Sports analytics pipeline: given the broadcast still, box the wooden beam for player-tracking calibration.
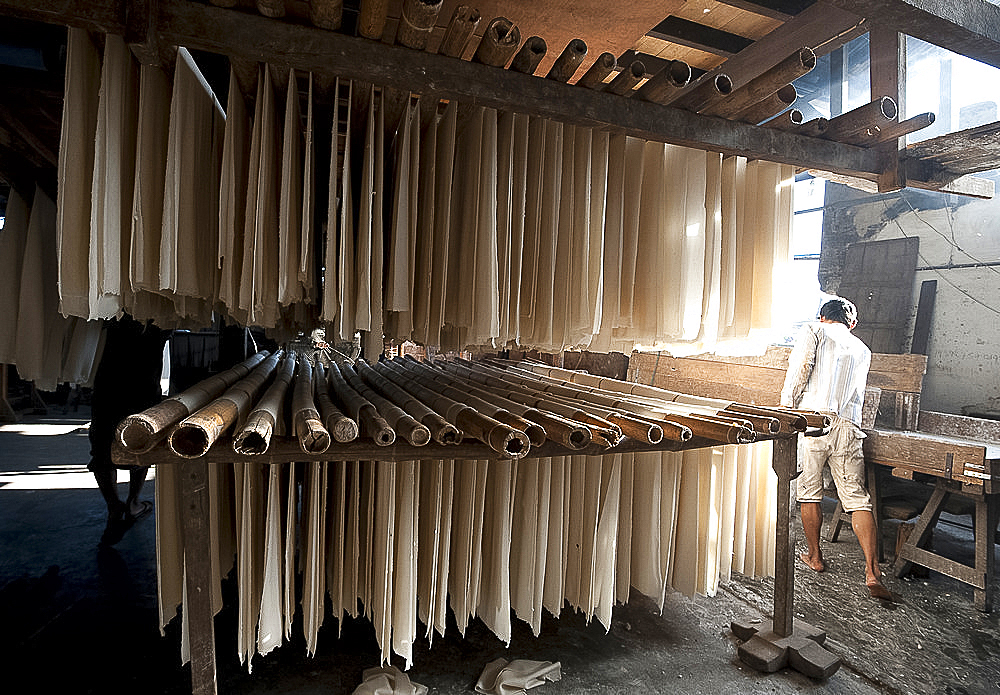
[869,23,905,192]
[713,0,816,23]
[706,0,866,89]
[647,16,754,57]
[0,0,882,175]
[827,0,1000,70]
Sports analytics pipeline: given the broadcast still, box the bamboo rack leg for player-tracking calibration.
[731,435,841,679]
[181,459,218,695]
[1,364,17,423]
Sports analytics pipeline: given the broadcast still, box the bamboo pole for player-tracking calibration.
[370,360,529,457]
[664,72,733,111]
[546,39,587,83]
[233,353,296,455]
[605,60,645,96]
[256,0,285,19]
[635,59,691,104]
[762,108,804,132]
[440,361,622,446]
[117,351,269,454]
[338,363,431,446]
[799,117,829,137]
[327,361,396,445]
[473,17,520,67]
[736,84,797,125]
[168,352,281,458]
[309,0,344,31]
[577,52,616,89]
[509,36,547,75]
[437,4,480,58]
[395,358,591,449]
[355,359,461,445]
[395,0,444,51]
[358,0,389,40]
[823,96,897,142]
[872,112,935,143]
[292,356,332,454]
[378,359,545,446]
[702,48,814,119]
[313,363,359,443]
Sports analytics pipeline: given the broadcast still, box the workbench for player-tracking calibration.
[862,411,1000,612]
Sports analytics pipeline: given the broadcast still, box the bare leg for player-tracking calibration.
[851,510,885,589]
[799,501,825,572]
[124,466,149,516]
[93,468,125,520]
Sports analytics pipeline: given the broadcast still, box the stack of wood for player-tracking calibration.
[120,352,813,671]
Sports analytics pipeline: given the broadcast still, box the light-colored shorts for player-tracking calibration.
[796,415,872,513]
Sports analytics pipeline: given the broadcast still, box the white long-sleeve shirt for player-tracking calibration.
[780,321,871,426]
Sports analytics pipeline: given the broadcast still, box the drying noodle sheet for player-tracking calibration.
[411,104,440,346]
[160,48,224,318]
[89,33,137,319]
[470,108,500,346]
[591,133,625,352]
[517,118,546,342]
[328,461,348,631]
[283,462,298,640]
[494,112,514,345]
[236,462,266,671]
[278,68,303,306]
[218,67,250,321]
[385,97,420,340]
[510,456,550,635]
[57,28,100,319]
[478,459,513,644]
[541,456,566,618]
[425,101,457,349]
[240,66,281,328]
[300,74,317,303]
[392,461,419,668]
[302,461,329,656]
[0,189,30,364]
[15,188,65,391]
[372,460,396,662]
[321,78,341,326]
[337,80,356,341]
[59,317,103,387]
[131,63,171,298]
[502,113,529,345]
[258,463,286,656]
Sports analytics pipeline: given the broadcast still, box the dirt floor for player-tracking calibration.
[1,409,997,695]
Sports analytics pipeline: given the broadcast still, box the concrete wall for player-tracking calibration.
[820,175,1000,415]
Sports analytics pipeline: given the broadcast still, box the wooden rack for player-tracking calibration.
[114,430,810,695]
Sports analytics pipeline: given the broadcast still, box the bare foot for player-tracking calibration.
[799,553,825,572]
[867,581,895,602]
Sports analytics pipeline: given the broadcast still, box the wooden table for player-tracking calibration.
[863,423,1000,612]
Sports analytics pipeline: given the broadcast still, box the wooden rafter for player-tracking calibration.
[0,0,881,178]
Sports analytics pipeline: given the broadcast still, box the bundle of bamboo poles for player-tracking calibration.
[118,353,823,461]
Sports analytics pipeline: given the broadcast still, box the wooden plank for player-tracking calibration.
[647,16,755,57]
[713,0,812,23]
[903,121,1000,177]
[974,496,997,610]
[180,459,218,695]
[628,348,927,397]
[826,0,1000,70]
[918,411,1000,446]
[864,429,987,486]
[910,280,936,355]
[899,543,985,587]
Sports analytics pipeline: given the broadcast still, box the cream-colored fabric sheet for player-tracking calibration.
[0,188,30,365]
[218,67,250,320]
[57,28,100,319]
[278,68,303,306]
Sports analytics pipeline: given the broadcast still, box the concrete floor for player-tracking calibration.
[1,409,997,695]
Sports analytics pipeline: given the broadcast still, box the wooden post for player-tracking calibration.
[772,435,797,638]
[181,458,217,695]
[869,24,907,191]
[973,494,997,612]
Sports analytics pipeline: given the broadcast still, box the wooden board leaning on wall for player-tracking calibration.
[627,346,927,428]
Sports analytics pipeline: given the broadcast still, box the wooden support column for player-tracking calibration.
[973,493,997,612]
[181,459,218,695]
[772,435,797,637]
[870,24,907,192]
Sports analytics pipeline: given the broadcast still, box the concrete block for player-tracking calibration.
[737,635,788,673]
[788,638,842,679]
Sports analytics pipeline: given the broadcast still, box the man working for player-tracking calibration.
[780,297,893,601]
